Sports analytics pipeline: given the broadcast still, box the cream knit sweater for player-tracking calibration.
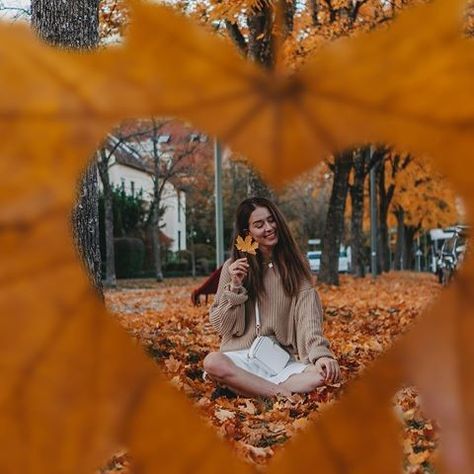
[209,259,334,364]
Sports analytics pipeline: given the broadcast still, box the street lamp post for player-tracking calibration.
[215,139,224,267]
[416,235,422,272]
[370,146,378,278]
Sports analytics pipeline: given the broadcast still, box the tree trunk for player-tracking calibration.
[247,3,273,69]
[151,120,164,282]
[319,151,353,285]
[97,150,116,288]
[31,0,100,48]
[245,2,281,195]
[350,149,367,278]
[394,208,406,270]
[31,0,102,295]
[71,165,102,292]
[377,159,391,273]
[151,203,164,282]
[103,186,116,287]
[190,233,196,278]
[405,225,418,271]
[309,0,320,26]
[378,217,390,272]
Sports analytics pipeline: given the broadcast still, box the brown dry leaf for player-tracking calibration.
[215,409,236,422]
[0,0,473,473]
[164,355,182,373]
[109,0,474,193]
[270,351,405,474]
[401,271,474,472]
[0,27,144,470]
[0,130,249,474]
[301,0,474,197]
[0,14,251,474]
[128,378,250,474]
[408,450,431,466]
[240,400,257,416]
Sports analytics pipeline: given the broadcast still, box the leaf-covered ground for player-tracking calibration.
[103,273,441,473]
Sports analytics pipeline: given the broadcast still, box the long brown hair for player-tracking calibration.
[230,197,312,301]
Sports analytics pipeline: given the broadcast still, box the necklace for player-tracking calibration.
[263,258,273,268]
[262,254,273,268]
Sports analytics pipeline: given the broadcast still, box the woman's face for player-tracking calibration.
[248,206,278,250]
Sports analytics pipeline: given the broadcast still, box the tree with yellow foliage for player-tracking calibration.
[390,157,458,270]
[376,149,413,273]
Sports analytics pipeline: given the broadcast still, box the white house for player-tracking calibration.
[101,135,187,253]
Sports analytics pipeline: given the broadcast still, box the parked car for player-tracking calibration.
[439,225,470,285]
[307,251,322,272]
[307,246,351,273]
[430,227,456,279]
[338,246,351,273]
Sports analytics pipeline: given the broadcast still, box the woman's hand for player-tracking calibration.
[315,357,340,384]
[229,257,249,288]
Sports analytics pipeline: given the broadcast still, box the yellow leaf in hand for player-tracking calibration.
[235,235,259,255]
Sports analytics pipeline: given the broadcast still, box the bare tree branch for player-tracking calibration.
[280,0,296,38]
[322,0,336,22]
[224,20,248,56]
[0,3,31,21]
[351,0,369,22]
[309,0,320,26]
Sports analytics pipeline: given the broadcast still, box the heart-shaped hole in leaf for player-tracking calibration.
[99,115,466,470]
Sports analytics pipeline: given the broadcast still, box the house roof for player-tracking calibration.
[106,118,213,191]
[106,135,154,173]
[115,118,208,149]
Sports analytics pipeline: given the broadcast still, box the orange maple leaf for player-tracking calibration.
[0,0,473,472]
[235,235,259,255]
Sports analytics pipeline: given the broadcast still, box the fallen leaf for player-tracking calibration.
[240,400,257,416]
[215,409,236,422]
[164,355,182,373]
[408,450,431,465]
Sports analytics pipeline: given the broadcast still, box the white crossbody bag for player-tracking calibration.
[247,301,290,375]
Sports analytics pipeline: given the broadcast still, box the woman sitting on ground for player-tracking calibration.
[204,197,340,397]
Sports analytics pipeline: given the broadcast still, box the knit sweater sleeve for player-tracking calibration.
[209,259,248,338]
[295,285,334,364]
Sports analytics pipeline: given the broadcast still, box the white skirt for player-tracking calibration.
[222,349,308,384]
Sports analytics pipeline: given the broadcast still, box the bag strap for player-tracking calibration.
[255,301,261,337]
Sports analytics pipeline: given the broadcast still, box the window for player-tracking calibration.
[120,178,125,192]
[178,230,182,252]
[189,133,207,143]
[158,135,170,144]
[177,191,181,223]
[130,181,135,196]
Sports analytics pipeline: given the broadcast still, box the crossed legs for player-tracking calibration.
[203,352,325,398]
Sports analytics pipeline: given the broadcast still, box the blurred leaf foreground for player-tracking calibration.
[1,0,474,473]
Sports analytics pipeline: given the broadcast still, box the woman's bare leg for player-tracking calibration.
[203,352,291,397]
[279,365,324,394]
